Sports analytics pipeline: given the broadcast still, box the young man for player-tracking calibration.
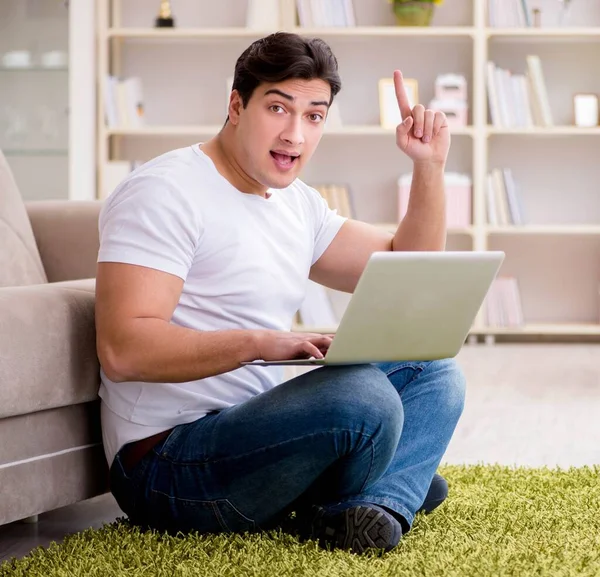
[96,32,465,554]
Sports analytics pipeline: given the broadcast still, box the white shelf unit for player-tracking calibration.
[97,0,600,341]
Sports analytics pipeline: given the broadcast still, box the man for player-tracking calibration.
[96,32,466,555]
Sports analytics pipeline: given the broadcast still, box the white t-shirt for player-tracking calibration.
[97,144,347,467]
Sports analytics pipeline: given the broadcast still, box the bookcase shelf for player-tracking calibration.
[473,323,600,336]
[106,125,476,137]
[376,224,475,236]
[487,27,600,39]
[97,0,600,342]
[289,26,475,37]
[107,125,600,138]
[487,225,600,236]
[487,127,600,136]
[107,27,266,39]
[292,322,600,337]
[107,26,476,39]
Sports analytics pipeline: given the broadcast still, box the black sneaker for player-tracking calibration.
[418,473,449,514]
[305,501,402,554]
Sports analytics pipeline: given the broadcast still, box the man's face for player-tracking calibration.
[230,77,331,190]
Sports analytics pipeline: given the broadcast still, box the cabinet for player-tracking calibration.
[0,0,95,201]
[97,0,600,341]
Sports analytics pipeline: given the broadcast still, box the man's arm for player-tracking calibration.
[96,262,255,383]
[391,161,446,253]
[310,70,450,294]
[96,263,333,383]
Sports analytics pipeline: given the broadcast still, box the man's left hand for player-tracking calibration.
[394,69,450,166]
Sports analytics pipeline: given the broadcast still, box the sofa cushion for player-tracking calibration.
[0,151,47,287]
[0,280,99,419]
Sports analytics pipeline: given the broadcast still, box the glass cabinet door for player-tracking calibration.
[0,0,70,200]
[0,0,95,202]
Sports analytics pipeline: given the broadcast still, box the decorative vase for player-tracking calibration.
[393,1,435,26]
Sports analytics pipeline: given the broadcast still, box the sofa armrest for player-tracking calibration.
[0,282,100,419]
[25,200,103,283]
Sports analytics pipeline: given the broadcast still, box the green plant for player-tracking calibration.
[389,0,441,26]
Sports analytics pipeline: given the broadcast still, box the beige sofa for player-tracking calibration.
[0,151,108,526]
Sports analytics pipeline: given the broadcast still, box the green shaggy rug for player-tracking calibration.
[2,464,600,577]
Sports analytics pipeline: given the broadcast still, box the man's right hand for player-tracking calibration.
[253,330,335,361]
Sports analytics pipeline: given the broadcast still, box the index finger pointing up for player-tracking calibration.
[394,70,412,120]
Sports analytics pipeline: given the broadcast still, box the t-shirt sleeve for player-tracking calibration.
[97,175,201,280]
[307,187,348,265]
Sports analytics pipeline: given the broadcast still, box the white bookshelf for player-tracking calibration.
[488,28,600,38]
[97,0,600,342]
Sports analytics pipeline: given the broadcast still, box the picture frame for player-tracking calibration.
[573,93,599,127]
[379,78,419,129]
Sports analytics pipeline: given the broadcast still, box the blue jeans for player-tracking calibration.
[109,359,466,535]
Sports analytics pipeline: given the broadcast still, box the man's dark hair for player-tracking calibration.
[231,32,342,109]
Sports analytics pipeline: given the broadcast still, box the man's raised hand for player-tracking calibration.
[394,69,450,165]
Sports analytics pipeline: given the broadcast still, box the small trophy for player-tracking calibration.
[155,0,175,28]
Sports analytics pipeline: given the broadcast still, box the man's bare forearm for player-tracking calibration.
[102,319,259,383]
[392,161,446,252]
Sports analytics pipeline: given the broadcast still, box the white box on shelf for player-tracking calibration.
[428,98,468,128]
[573,94,599,128]
[435,74,467,102]
[246,0,280,29]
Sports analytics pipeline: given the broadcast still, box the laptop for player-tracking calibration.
[242,250,505,366]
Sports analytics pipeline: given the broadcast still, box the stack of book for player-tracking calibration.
[312,183,354,218]
[484,277,525,328]
[104,75,145,129]
[486,168,525,226]
[488,0,532,27]
[296,0,356,27]
[486,55,553,128]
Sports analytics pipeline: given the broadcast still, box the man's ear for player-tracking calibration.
[228,90,243,125]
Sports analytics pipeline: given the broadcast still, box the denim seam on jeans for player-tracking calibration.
[381,363,426,394]
[156,428,377,468]
[381,362,426,379]
[149,489,257,532]
[357,431,376,494]
[211,501,225,531]
[152,425,184,459]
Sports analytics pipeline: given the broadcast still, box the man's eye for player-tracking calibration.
[270,105,284,113]
[309,113,324,122]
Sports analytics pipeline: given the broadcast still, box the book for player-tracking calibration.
[486,57,551,128]
[104,75,145,128]
[313,183,354,218]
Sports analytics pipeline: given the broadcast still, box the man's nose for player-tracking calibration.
[280,116,305,146]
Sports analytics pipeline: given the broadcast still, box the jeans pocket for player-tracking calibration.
[109,454,139,518]
[110,449,156,523]
[150,490,256,535]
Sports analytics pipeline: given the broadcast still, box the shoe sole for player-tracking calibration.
[312,505,401,554]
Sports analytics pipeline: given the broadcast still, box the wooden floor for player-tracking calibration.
[0,493,122,563]
[2,343,599,563]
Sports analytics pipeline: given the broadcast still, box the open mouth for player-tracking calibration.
[270,151,300,169]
